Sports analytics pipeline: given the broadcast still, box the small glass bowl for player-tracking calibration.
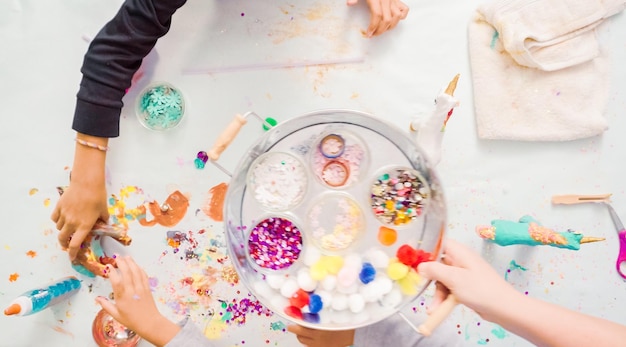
[135,82,185,131]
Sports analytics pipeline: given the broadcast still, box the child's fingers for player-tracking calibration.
[427,282,450,314]
[96,296,120,321]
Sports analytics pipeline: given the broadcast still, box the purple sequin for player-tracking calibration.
[248,217,302,270]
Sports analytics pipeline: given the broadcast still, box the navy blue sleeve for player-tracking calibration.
[72,0,187,137]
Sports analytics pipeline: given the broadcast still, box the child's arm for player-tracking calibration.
[51,133,109,260]
[418,239,626,347]
[53,0,187,257]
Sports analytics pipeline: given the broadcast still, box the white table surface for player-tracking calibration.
[1,0,625,346]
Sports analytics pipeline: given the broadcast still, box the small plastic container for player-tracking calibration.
[135,82,185,131]
[247,151,308,211]
[369,166,430,227]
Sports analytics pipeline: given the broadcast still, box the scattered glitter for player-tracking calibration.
[28,188,38,195]
[270,321,286,331]
[9,273,19,282]
[248,217,302,270]
[26,250,37,258]
[504,260,527,281]
[43,198,51,207]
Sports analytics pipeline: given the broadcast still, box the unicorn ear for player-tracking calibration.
[518,215,540,225]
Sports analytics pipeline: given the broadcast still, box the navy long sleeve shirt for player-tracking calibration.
[72,0,187,137]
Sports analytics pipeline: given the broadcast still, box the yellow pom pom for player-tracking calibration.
[398,270,421,295]
[310,261,328,281]
[387,261,409,280]
[321,256,344,275]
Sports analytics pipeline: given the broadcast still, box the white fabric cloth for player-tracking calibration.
[469,0,625,141]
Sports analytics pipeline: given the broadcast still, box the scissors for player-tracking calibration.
[606,204,626,279]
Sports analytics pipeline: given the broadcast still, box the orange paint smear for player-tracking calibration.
[9,273,19,282]
[202,183,228,222]
[26,250,37,258]
[139,190,189,227]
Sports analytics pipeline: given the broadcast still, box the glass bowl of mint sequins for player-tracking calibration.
[135,82,185,131]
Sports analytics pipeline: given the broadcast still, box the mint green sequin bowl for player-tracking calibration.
[135,82,185,131]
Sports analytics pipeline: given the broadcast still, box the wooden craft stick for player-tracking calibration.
[551,194,612,205]
[417,294,458,336]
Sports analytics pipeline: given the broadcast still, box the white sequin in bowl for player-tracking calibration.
[224,109,446,330]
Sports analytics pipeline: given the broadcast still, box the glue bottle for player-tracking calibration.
[4,276,81,316]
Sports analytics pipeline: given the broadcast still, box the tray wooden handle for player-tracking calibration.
[208,113,248,161]
[417,294,458,336]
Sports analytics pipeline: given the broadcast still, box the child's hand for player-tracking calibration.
[96,257,180,346]
[348,0,409,37]
[417,239,521,322]
[287,325,355,347]
[52,179,109,260]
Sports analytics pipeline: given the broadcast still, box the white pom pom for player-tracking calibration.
[331,293,348,311]
[381,288,402,308]
[348,293,365,313]
[372,276,393,295]
[280,278,299,298]
[366,248,390,269]
[321,275,337,291]
[302,246,321,266]
[265,274,286,289]
[337,281,359,294]
[252,280,274,299]
[270,294,289,309]
[297,270,318,292]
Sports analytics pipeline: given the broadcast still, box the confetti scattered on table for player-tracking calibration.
[9,273,19,282]
[26,250,37,258]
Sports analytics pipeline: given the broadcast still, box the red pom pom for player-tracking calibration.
[397,244,419,267]
[414,249,432,267]
[284,305,303,320]
[289,289,310,308]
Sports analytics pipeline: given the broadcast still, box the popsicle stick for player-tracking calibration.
[551,194,612,205]
[417,294,458,336]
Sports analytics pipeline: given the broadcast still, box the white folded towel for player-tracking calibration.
[470,0,625,141]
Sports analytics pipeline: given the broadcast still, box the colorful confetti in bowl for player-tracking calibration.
[135,82,185,131]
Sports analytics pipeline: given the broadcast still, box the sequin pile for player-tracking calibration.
[248,217,303,270]
[370,169,429,225]
[137,84,184,130]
